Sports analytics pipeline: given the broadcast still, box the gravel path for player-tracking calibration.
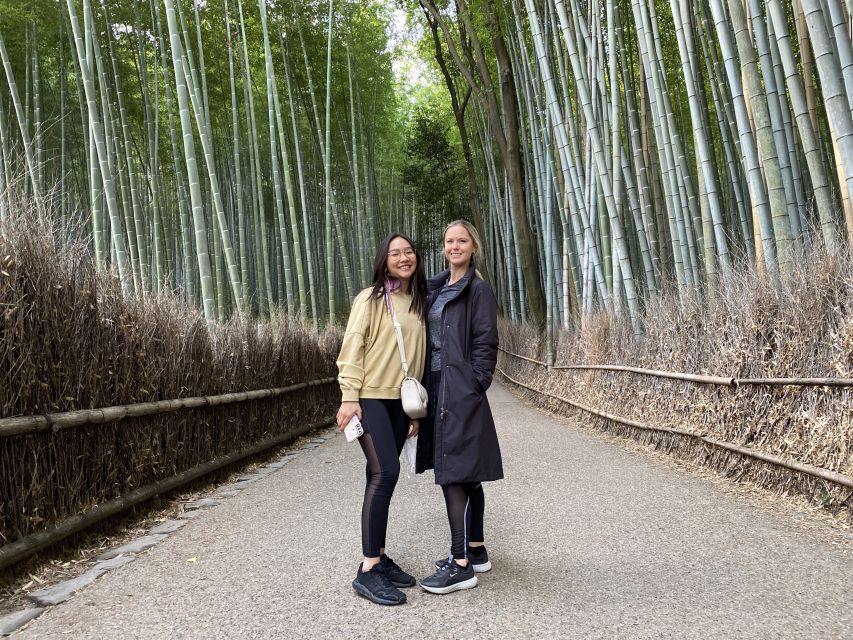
[11,383,852,639]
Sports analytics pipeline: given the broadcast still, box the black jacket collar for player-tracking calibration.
[427,264,477,294]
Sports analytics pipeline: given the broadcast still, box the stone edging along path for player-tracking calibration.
[0,427,339,637]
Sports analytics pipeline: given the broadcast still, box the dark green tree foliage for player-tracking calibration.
[402,108,466,232]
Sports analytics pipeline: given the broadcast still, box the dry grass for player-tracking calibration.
[499,251,853,522]
[0,207,342,547]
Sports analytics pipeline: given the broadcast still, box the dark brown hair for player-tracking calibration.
[369,233,427,318]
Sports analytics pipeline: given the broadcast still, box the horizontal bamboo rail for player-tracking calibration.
[498,347,853,387]
[0,417,334,571]
[554,364,733,385]
[496,367,853,491]
[0,377,337,438]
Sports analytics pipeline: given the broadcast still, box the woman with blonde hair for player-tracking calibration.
[417,220,503,594]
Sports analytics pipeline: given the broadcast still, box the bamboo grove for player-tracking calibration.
[413,0,853,342]
[2,0,853,336]
[0,0,420,327]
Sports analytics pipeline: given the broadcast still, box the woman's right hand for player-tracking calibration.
[336,401,362,430]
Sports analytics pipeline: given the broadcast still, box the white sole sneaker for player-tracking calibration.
[472,560,491,573]
[419,575,478,595]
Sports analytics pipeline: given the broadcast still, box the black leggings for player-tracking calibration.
[358,399,409,557]
[441,482,485,559]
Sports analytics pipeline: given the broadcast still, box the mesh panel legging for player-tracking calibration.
[358,398,410,557]
[441,482,485,559]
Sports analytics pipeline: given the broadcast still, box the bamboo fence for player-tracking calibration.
[499,347,853,387]
[0,378,337,571]
[497,348,853,492]
[0,379,336,437]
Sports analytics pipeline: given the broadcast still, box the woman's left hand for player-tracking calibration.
[408,418,419,438]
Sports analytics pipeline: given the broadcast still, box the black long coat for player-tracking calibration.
[416,265,504,484]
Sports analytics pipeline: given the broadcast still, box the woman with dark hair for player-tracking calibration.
[417,220,503,595]
[335,233,427,606]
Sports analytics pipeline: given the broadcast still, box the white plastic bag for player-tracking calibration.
[402,435,417,477]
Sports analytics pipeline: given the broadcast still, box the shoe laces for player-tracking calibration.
[373,565,397,591]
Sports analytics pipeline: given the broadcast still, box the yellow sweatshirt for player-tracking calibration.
[337,288,426,401]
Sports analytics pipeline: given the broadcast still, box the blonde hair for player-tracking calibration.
[443,219,483,276]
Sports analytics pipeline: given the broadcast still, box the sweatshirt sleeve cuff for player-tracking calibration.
[340,389,361,402]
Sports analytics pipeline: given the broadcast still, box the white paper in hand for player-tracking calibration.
[344,415,363,442]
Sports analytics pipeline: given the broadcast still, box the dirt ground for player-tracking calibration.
[0,428,331,616]
[2,395,849,620]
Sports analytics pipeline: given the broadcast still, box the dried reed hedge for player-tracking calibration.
[0,209,342,544]
[499,252,853,520]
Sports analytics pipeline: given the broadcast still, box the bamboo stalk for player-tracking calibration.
[0,378,336,437]
[734,377,853,387]
[499,348,547,367]
[0,417,333,572]
[498,347,853,386]
[551,363,734,385]
[497,368,853,490]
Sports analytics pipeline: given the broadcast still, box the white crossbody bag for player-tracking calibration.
[386,293,428,419]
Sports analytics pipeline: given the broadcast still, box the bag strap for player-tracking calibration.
[385,292,410,378]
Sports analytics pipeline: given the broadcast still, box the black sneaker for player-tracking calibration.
[419,559,478,594]
[467,545,492,572]
[352,563,406,605]
[435,545,492,573]
[380,553,416,587]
